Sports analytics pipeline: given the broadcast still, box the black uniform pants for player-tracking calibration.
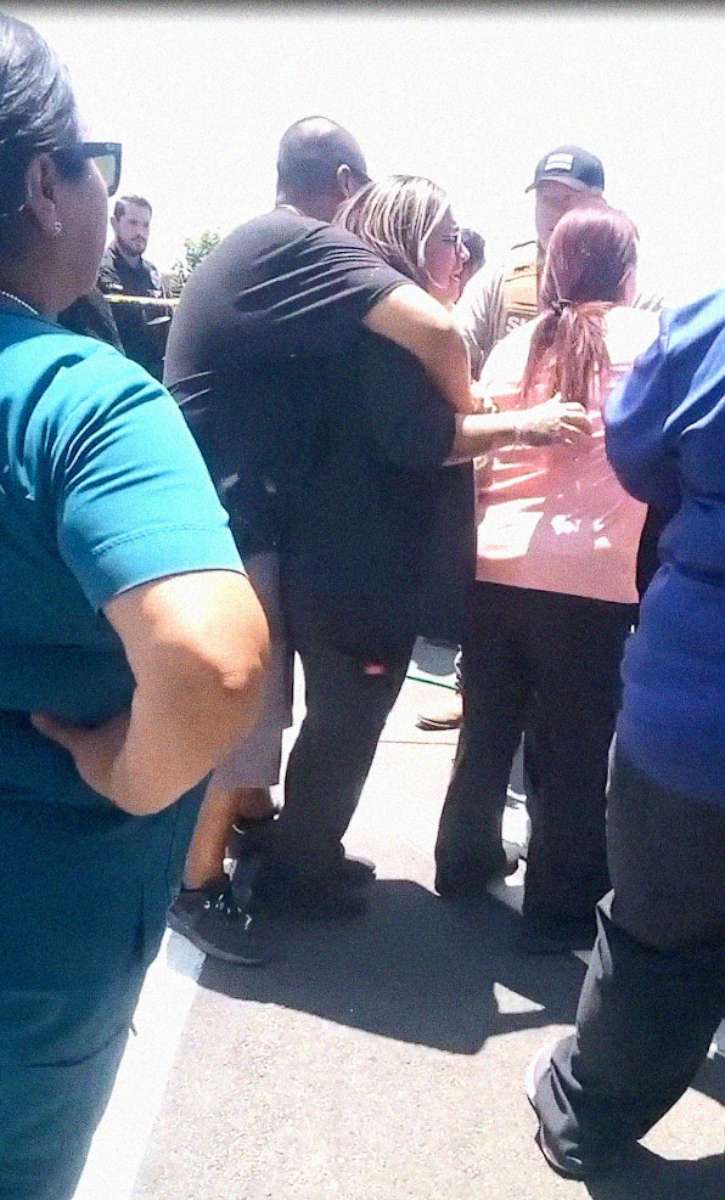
[435,582,635,923]
[248,591,413,882]
[533,747,725,1172]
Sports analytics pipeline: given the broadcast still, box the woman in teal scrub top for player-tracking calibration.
[0,16,268,1199]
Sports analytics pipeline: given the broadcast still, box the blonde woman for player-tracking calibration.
[242,176,591,921]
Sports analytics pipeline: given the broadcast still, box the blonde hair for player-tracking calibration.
[335,174,450,290]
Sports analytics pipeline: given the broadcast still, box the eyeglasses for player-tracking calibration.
[441,231,465,255]
[52,142,123,197]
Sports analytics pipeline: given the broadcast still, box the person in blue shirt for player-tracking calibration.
[0,16,268,1199]
[525,289,725,1179]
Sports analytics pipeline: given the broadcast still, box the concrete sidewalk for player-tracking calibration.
[131,643,724,1200]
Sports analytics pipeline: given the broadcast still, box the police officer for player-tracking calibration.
[98,195,171,379]
[458,145,616,378]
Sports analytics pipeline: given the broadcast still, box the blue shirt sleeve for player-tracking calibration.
[606,294,725,516]
[34,344,244,611]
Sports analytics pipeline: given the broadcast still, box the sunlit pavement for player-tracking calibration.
[75,641,724,1200]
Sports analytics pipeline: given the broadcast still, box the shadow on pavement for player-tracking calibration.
[586,1145,724,1200]
[689,1050,725,1107]
[199,879,587,1054]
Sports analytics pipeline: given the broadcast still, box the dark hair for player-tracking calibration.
[522,205,638,406]
[461,228,486,275]
[0,15,83,224]
[113,195,152,220]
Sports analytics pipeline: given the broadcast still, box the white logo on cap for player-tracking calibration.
[544,152,575,173]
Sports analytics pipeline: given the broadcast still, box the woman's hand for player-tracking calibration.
[31,711,130,802]
[516,394,592,447]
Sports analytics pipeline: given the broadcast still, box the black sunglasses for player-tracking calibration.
[52,141,123,197]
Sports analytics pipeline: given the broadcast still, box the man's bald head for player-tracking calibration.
[276,116,369,222]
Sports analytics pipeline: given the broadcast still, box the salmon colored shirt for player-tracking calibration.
[475,306,661,604]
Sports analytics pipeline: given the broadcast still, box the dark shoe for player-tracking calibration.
[519,914,597,955]
[525,1044,591,1180]
[435,840,521,898]
[232,809,280,832]
[234,849,375,894]
[227,809,280,859]
[525,1043,621,1180]
[249,871,369,920]
[168,884,271,965]
[416,691,463,731]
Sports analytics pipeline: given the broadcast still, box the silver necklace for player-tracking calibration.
[276,203,303,217]
[0,288,40,318]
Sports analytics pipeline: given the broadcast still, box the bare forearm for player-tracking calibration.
[363,284,478,414]
[110,659,265,815]
[450,396,593,460]
[416,326,478,414]
[450,410,525,458]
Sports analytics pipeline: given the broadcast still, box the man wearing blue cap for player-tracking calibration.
[459,144,611,378]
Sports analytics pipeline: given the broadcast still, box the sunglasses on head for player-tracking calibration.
[51,141,123,197]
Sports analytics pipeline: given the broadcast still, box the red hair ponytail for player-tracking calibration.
[522,206,638,406]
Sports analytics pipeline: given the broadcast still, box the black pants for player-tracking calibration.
[533,747,725,1172]
[250,592,413,882]
[435,582,635,922]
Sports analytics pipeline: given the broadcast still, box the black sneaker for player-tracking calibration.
[518,914,597,955]
[227,810,280,859]
[234,839,376,888]
[168,884,270,965]
[249,871,369,920]
[435,841,521,898]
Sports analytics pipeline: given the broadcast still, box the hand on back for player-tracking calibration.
[519,393,593,448]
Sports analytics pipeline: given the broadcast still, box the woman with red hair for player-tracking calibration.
[435,206,660,950]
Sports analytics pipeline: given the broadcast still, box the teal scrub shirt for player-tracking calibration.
[0,310,245,1197]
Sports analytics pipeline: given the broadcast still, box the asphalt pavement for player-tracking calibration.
[77,641,724,1200]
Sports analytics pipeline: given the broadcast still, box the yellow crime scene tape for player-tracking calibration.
[104,294,180,307]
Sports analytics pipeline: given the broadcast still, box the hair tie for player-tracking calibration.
[551,297,573,317]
